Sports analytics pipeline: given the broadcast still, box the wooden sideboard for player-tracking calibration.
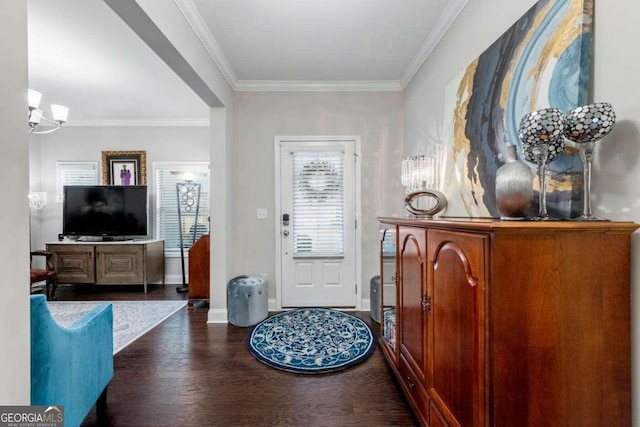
[378,217,638,427]
[47,239,165,293]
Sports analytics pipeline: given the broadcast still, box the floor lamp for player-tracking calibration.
[176,182,201,293]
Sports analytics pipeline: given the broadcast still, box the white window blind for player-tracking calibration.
[56,161,99,203]
[154,163,210,253]
[292,151,344,256]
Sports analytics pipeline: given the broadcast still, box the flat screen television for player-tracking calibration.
[63,185,148,238]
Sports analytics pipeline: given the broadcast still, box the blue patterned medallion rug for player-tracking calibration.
[247,308,377,374]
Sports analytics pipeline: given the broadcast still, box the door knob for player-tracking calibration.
[283,230,290,237]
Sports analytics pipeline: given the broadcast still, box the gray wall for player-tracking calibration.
[403,0,640,422]
[232,91,404,306]
[0,1,30,404]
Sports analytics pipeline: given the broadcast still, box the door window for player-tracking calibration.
[291,151,344,257]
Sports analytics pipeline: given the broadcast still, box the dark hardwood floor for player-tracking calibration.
[51,284,417,426]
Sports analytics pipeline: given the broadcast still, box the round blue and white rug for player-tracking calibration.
[247,308,377,374]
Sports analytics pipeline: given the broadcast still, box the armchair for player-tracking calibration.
[31,295,113,427]
[30,250,58,300]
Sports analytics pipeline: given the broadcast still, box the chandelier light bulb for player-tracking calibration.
[51,104,69,123]
[28,89,42,110]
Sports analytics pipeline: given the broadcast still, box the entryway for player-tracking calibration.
[275,136,361,308]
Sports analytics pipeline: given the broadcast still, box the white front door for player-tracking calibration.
[278,138,357,308]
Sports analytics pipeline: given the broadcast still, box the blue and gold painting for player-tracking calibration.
[441,0,592,218]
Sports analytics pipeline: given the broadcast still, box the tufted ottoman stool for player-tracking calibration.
[370,275,381,323]
[227,275,268,327]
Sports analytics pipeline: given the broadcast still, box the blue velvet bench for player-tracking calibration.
[30,295,114,427]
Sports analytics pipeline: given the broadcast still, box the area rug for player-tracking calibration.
[48,300,187,354]
[247,308,376,374]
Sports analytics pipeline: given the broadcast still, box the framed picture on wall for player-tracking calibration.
[101,150,147,185]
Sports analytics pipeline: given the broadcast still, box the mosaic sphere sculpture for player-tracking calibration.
[518,108,566,146]
[517,108,566,221]
[564,102,616,143]
[521,140,564,164]
[564,102,616,221]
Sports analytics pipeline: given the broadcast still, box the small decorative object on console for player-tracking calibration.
[404,190,448,218]
[495,144,534,220]
[564,102,616,221]
[518,108,565,220]
[401,154,447,218]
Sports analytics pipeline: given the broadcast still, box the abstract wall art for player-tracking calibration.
[441,0,593,218]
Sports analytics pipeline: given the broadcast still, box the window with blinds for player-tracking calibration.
[292,151,344,257]
[56,161,99,203]
[154,163,210,253]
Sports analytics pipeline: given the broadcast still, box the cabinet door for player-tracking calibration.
[427,230,487,427]
[398,227,428,388]
[95,244,144,284]
[47,244,95,283]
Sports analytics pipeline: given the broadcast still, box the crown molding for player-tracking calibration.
[173,0,238,89]
[400,0,469,89]
[66,119,210,127]
[235,80,403,92]
[173,0,466,92]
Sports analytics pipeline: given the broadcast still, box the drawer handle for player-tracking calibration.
[407,376,415,389]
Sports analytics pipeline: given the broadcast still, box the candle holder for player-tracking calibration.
[518,108,565,220]
[564,102,616,221]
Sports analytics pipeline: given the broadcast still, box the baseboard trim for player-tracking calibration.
[267,299,372,312]
[207,308,228,323]
[163,274,183,285]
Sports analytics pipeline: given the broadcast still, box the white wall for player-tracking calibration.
[0,1,30,404]
[403,0,640,423]
[127,0,236,322]
[232,91,404,307]
[32,126,209,283]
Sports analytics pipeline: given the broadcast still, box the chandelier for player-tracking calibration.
[28,90,69,134]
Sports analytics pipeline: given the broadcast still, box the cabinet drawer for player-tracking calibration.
[399,354,429,426]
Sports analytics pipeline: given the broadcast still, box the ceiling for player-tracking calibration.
[27,0,466,125]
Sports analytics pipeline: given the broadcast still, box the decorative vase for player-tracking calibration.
[495,144,534,220]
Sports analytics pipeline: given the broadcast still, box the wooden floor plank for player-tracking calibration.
[50,284,417,426]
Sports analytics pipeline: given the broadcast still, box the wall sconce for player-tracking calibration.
[28,90,69,135]
[28,191,48,214]
[401,155,447,218]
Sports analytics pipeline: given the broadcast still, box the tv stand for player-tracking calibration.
[46,239,165,294]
